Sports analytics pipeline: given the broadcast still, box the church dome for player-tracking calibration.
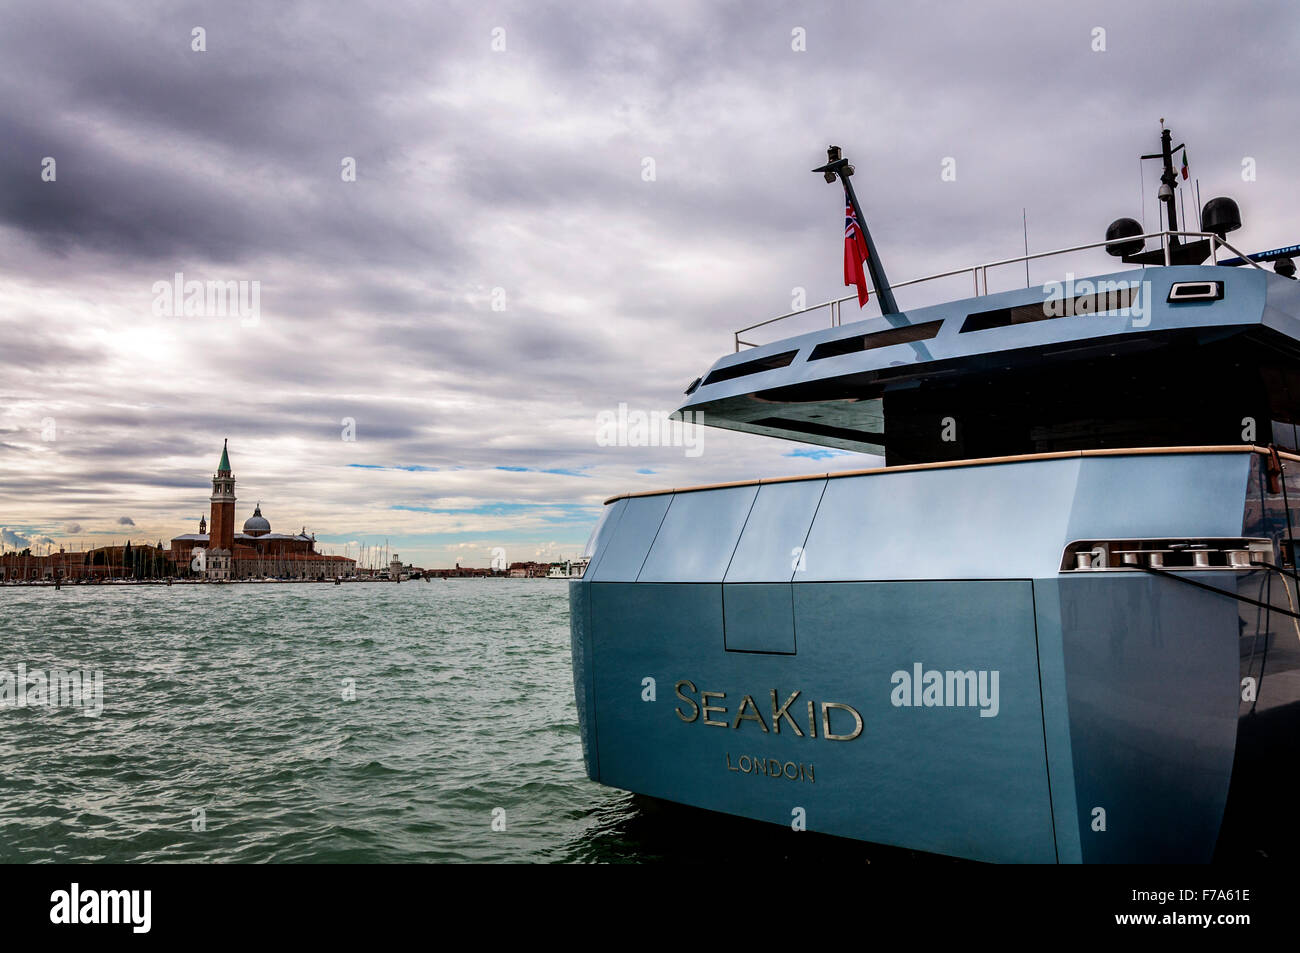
[243,503,271,537]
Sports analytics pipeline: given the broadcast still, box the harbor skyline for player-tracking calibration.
[0,436,579,572]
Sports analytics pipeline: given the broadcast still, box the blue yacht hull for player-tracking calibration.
[569,447,1300,863]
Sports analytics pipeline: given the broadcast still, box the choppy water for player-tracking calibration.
[0,581,925,864]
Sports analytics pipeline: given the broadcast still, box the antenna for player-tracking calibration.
[1140,158,1147,235]
[1022,208,1030,288]
[1113,123,1212,266]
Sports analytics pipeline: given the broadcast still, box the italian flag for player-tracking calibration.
[1181,148,1189,180]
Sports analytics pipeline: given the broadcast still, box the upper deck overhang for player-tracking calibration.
[673,265,1300,454]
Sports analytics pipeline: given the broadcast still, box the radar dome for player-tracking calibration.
[1201,197,1242,238]
[1105,217,1144,258]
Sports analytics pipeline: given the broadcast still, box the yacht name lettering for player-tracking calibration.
[674,680,863,741]
[890,663,1000,717]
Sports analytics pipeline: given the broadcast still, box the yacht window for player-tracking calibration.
[807,321,942,361]
[703,350,798,385]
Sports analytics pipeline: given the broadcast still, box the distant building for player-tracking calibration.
[168,441,356,580]
[426,566,494,578]
[0,543,167,582]
[0,441,356,584]
[508,561,552,578]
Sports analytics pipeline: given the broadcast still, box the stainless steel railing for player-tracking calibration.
[733,229,1268,351]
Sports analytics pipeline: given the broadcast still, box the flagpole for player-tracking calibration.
[813,145,900,316]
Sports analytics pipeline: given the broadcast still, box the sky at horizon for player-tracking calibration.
[2,1,1298,567]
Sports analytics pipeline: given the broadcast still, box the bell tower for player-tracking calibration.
[209,439,237,554]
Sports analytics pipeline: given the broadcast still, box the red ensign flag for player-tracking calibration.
[843,190,871,307]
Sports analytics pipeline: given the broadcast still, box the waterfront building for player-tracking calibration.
[2,442,355,583]
[168,441,355,580]
[0,543,167,582]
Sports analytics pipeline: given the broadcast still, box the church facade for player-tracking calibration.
[169,441,355,580]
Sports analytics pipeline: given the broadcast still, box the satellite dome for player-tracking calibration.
[1105,217,1144,258]
[243,503,271,537]
[1200,197,1242,238]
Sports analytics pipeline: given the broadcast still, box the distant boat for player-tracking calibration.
[547,559,589,579]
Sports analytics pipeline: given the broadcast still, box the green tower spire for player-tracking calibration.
[218,438,231,474]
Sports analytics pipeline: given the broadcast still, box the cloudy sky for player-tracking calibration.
[1,0,1297,567]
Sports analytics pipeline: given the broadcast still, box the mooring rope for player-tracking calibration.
[1121,563,1300,620]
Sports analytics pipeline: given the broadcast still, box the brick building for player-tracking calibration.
[1,442,354,583]
[168,441,355,580]
[0,543,167,582]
